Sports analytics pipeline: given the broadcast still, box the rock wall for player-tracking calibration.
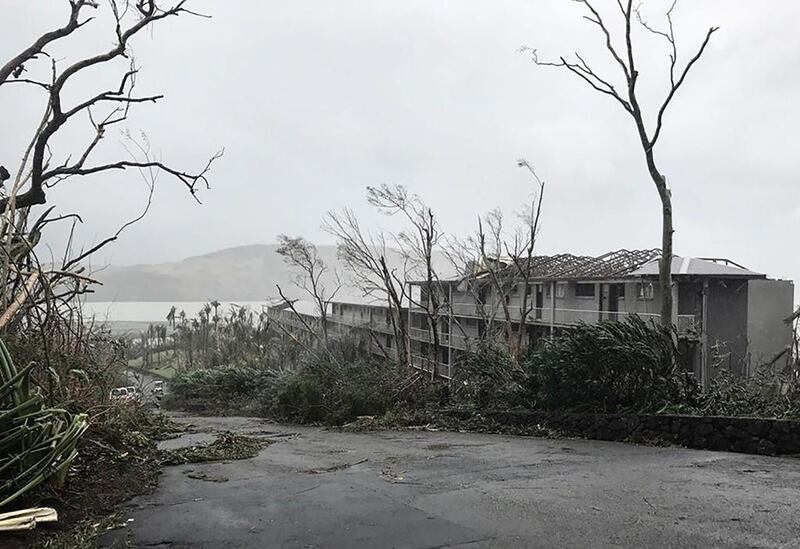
[479,411,800,456]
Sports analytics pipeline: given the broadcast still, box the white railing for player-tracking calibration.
[410,354,452,380]
[328,316,394,334]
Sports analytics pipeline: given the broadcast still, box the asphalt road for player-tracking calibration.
[121,368,165,407]
[102,415,800,549]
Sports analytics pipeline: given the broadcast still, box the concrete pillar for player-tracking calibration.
[550,281,556,337]
[701,280,709,389]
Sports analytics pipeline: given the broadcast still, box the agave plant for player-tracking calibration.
[0,338,88,508]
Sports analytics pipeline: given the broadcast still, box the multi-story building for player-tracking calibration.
[406,250,794,386]
[272,249,795,388]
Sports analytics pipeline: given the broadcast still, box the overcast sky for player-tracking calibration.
[2,1,798,295]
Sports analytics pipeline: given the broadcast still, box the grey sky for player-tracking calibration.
[2,1,798,295]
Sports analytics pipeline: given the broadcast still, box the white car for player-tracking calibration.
[109,387,132,401]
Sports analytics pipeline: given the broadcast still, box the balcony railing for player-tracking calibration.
[408,327,469,350]
[410,354,452,380]
[328,316,394,334]
[417,304,699,336]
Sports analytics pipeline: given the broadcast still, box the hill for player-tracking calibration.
[86,244,453,303]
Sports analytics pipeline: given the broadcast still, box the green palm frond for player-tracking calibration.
[0,338,88,509]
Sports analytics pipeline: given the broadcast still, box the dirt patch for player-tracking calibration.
[183,470,229,483]
[159,432,267,465]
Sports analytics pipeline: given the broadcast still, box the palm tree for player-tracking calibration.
[166,305,177,329]
[210,300,221,350]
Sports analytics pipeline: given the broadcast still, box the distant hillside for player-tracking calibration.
[86,244,453,303]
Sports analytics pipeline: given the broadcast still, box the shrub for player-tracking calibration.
[525,316,699,413]
[265,354,413,424]
[452,341,525,409]
[677,367,800,419]
[166,366,279,413]
[166,346,424,425]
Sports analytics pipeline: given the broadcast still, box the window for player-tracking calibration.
[545,284,551,298]
[637,282,655,300]
[332,304,338,315]
[555,283,566,299]
[575,283,596,298]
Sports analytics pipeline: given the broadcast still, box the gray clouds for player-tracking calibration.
[1,1,797,297]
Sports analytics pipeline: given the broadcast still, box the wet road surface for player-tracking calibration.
[102,414,800,548]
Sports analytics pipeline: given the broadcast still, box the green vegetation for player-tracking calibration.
[166,338,433,425]
[165,315,800,425]
[0,339,89,508]
[526,317,698,413]
[127,349,180,379]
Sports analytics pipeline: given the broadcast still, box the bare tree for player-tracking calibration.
[441,234,498,340]
[366,184,446,378]
[276,235,341,345]
[1,0,222,213]
[323,208,410,370]
[0,1,221,332]
[477,210,516,351]
[527,0,717,326]
[442,161,545,362]
[508,160,546,358]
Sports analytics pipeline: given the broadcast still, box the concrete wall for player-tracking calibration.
[747,279,794,368]
[706,279,750,377]
[330,302,370,326]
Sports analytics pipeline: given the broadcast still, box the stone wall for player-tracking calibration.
[478,410,800,456]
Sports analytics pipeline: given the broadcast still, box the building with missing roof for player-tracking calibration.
[273,249,794,388]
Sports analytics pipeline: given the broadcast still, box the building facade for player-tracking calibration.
[274,249,795,387]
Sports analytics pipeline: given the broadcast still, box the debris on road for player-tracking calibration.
[183,470,230,483]
[0,507,57,532]
[159,432,267,465]
[301,458,369,474]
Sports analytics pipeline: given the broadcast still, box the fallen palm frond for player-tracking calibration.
[0,338,88,509]
[527,316,700,413]
[0,506,57,531]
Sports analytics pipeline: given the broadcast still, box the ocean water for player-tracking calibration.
[82,301,270,323]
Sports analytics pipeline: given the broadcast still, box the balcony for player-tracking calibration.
[408,327,469,350]
[328,316,395,334]
[410,354,452,380]
[412,304,700,338]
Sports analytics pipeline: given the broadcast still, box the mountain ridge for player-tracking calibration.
[86,243,453,303]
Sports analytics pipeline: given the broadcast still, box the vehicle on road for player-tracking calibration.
[126,386,142,401]
[109,387,133,402]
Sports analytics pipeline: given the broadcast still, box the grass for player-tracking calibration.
[127,350,181,380]
[148,363,178,380]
